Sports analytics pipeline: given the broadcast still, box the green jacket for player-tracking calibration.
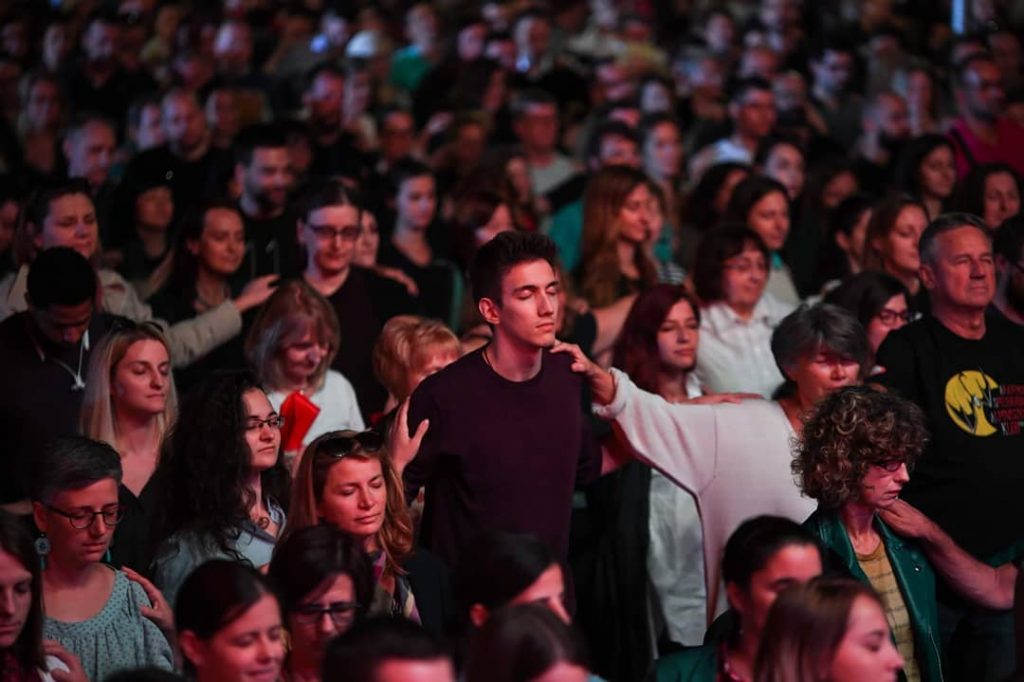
[804,509,945,682]
[653,643,718,682]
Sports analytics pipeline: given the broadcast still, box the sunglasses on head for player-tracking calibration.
[317,430,385,459]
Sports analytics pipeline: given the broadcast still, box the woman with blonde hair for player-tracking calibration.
[287,430,452,634]
[245,279,363,463]
[578,166,660,308]
[373,315,460,411]
[79,321,177,571]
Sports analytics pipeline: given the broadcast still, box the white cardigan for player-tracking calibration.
[594,369,817,622]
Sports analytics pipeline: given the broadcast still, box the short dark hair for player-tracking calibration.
[585,120,640,164]
[828,193,874,238]
[456,531,557,625]
[918,212,991,266]
[721,515,819,590]
[298,178,363,223]
[951,162,1022,223]
[234,123,288,167]
[29,436,122,504]
[729,76,773,104]
[27,247,97,309]
[994,214,1024,262]
[692,223,769,303]
[16,179,94,266]
[754,133,804,167]
[824,272,910,331]
[268,525,374,619]
[176,560,276,640]
[65,112,116,146]
[389,156,434,195]
[323,617,449,682]
[723,174,789,226]
[464,604,589,682]
[469,231,558,304]
[955,52,997,88]
[770,304,871,380]
[511,88,557,119]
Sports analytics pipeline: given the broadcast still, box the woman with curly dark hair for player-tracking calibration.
[151,370,290,607]
[795,385,1017,682]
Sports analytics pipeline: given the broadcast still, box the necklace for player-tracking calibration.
[30,327,88,391]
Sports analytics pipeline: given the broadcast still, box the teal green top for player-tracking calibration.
[804,508,945,682]
[654,643,718,682]
[390,45,432,92]
[548,199,676,275]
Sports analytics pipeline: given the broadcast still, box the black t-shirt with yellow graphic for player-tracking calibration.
[876,313,1024,560]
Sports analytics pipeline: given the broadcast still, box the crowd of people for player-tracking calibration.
[1,0,1024,680]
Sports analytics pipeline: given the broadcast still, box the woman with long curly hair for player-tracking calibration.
[285,430,452,634]
[794,386,1017,682]
[577,166,660,309]
[151,370,290,607]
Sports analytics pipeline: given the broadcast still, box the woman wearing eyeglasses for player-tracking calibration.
[29,436,174,681]
[286,430,453,635]
[268,526,374,682]
[151,370,290,607]
[691,224,795,397]
[795,387,1017,682]
[825,271,912,362]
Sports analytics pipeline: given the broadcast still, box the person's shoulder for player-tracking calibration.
[653,642,718,682]
[421,349,484,389]
[323,369,358,394]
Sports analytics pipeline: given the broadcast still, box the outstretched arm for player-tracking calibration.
[881,500,1016,610]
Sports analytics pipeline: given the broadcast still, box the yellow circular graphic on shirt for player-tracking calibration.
[944,370,999,436]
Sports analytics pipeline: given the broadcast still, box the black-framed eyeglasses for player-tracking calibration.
[245,415,285,432]
[308,225,361,243]
[876,308,913,326]
[47,504,125,529]
[292,601,361,626]
[876,459,910,473]
[317,431,384,458]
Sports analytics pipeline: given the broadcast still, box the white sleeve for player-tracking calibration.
[594,368,719,493]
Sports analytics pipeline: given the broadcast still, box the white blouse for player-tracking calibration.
[695,293,794,398]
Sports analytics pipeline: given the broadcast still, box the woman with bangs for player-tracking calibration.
[246,280,363,464]
[795,386,1017,682]
[287,430,452,635]
[79,322,177,572]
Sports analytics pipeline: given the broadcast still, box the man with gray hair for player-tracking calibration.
[875,212,1024,681]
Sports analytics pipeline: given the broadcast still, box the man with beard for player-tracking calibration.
[948,54,1024,178]
[992,214,1024,326]
[302,64,370,182]
[852,90,911,198]
[234,124,299,278]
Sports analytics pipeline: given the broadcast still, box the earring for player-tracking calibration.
[35,534,50,570]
